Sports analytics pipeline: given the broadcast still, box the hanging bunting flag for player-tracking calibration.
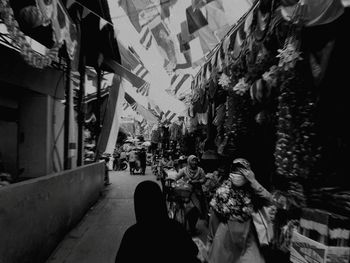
[201,65,206,83]
[162,110,177,123]
[139,26,153,50]
[232,28,244,60]
[244,9,254,35]
[71,70,80,87]
[122,101,130,111]
[82,7,91,18]
[119,43,150,80]
[118,0,148,33]
[211,51,217,69]
[133,64,149,79]
[168,73,191,95]
[186,6,208,35]
[223,34,231,62]
[205,62,211,81]
[136,82,150,96]
[104,58,150,96]
[99,18,108,30]
[66,0,74,8]
[147,99,163,118]
[217,45,224,71]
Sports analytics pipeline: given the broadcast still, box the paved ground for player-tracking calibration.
[46,167,208,263]
[46,168,156,263]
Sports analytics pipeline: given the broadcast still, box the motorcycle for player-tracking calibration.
[115,158,128,171]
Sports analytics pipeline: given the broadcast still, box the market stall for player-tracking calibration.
[186,0,350,261]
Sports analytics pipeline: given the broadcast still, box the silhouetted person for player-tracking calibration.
[115,181,200,263]
[139,148,147,175]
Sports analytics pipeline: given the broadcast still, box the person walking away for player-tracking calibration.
[175,155,207,235]
[115,181,200,263]
[102,154,111,186]
[128,148,137,175]
[207,158,272,263]
[139,148,147,175]
[166,155,175,168]
[113,148,121,171]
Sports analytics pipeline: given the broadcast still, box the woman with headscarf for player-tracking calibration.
[115,181,200,263]
[175,155,207,235]
[207,158,273,263]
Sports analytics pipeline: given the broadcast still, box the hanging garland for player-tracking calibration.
[0,0,59,68]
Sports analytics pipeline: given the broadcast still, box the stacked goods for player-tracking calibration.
[299,208,350,247]
[308,188,350,219]
[290,230,350,263]
[291,206,350,263]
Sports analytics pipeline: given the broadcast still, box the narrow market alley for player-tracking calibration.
[46,168,208,263]
[46,169,154,263]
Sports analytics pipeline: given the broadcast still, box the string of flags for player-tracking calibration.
[136,82,150,96]
[66,0,111,30]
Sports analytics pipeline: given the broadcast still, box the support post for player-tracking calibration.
[94,67,102,160]
[64,57,71,170]
[77,54,86,167]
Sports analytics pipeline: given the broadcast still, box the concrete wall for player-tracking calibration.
[0,121,18,175]
[18,93,50,178]
[0,162,105,263]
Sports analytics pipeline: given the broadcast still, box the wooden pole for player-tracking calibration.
[77,54,86,166]
[64,56,71,170]
[94,67,102,160]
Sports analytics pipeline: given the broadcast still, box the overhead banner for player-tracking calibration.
[118,0,252,74]
[96,75,125,155]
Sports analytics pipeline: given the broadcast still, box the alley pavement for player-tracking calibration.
[46,167,208,263]
[46,168,156,263]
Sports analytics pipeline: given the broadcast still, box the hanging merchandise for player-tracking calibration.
[197,112,208,125]
[232,77,250,96]
[212,104,225,127]
[277,39,303,71]
[218,72,231,89]
[0,0,60,68]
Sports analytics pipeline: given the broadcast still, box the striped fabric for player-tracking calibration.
[136,82,150,96]
[162,109,177,123]
[122,101,129,111]
[132,63,149,79]
[171,73,191,94]
[71,71,80,87]
[120,44,150,80]
[139,26,153,50]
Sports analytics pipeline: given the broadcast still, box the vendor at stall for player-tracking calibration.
[175,155,208,235]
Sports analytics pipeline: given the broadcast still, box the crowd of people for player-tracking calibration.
[116,151,277,263]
